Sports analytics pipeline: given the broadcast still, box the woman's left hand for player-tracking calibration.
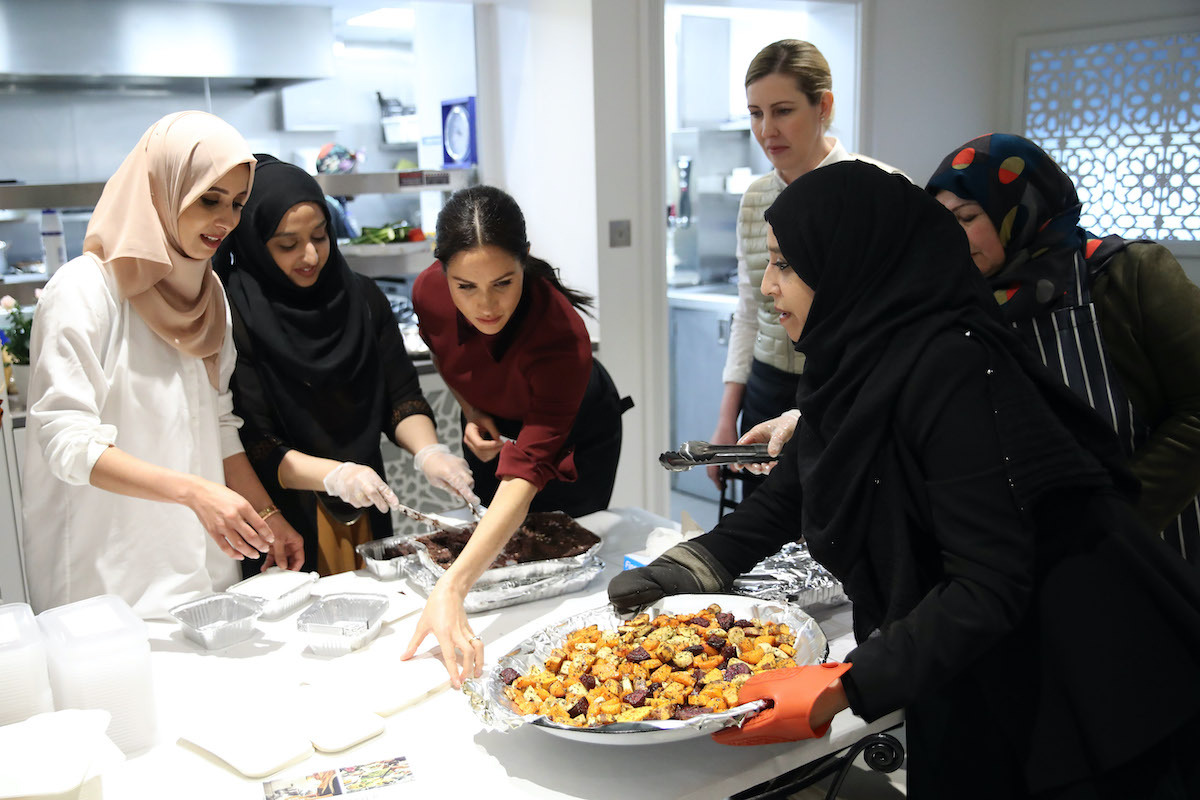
[712,663,851,746]
[463,412,505,463]
[260,514,306,571]
[400,579,483,689]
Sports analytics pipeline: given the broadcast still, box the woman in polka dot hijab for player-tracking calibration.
[928,133,1200,566]
[926,133,1127,320]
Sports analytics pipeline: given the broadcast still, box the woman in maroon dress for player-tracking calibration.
[402,185,628,686]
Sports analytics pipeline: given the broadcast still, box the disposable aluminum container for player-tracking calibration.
[296,593,390,657]
[405,557,605,613]
[169,593,263,650]
[228,568,318,620]
[464,594,828,744]
[356,536,417,580]
[410,535,602,588]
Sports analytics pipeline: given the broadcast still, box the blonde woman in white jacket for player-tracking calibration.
[708,39,902,500]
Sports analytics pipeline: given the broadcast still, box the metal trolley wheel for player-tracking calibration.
[729,726,906,800]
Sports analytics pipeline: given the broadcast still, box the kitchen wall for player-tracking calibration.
[862,0,1199,281]
[0,35,424,262]
[474,0,600,323]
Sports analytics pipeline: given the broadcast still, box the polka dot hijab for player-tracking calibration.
[926,133,1126,321]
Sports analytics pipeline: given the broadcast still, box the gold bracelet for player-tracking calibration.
[258,504,281,522]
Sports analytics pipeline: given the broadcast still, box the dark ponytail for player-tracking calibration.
[434,185,594,314]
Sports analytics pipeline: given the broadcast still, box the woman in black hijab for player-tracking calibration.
[215,156,478,575]
[609,161,1200,798]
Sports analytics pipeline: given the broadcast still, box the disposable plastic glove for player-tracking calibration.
[322,462,399,512]
[606,542,733,613]
[712,663,852,746]
[413,443,481,505]
[732,409,800,475]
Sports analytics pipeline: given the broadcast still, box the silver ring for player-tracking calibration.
[468,634,483,643]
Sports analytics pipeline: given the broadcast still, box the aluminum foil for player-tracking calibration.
[296,592,390,656]
[169,593,263,650]
[356,536,417,581]
[732,541,848,607]
[410,536,603,588]
[405,558,605,613]
[463,594,829,742]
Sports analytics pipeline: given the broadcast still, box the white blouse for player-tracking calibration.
[21,254,244,619]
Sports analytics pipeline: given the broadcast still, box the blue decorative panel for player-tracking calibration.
[1024,32,1200,240]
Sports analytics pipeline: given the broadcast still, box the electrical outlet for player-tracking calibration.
[609,219,632,248]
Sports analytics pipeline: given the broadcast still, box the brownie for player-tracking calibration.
[417,511,599,570]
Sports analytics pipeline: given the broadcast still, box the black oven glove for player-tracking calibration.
[607,541,733,614]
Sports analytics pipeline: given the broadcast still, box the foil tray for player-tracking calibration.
[296,592,390,657]
[405,558,605,613]
[356,536,418,581]
[170,593,263,650]
[464,593,829,744]
[732,541,848,607]
[410,535,603,588]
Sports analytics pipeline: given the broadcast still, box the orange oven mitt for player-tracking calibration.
[712,662,852,746]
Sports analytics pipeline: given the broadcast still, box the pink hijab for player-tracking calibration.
[83,111,256,388]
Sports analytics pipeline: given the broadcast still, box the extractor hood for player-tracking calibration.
[0,0,334,91]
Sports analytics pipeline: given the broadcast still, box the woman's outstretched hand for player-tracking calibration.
[400,579,484,690]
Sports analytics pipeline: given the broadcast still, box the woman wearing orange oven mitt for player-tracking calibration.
[609,161,1200,799]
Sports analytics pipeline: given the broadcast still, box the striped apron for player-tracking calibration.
[1010,250,1200,564]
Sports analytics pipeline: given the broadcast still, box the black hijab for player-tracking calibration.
[763,161,1132,579]
[213,156,383,504]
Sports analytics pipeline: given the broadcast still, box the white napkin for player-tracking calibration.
[0,709,124,799]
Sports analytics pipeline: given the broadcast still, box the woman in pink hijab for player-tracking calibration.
[22,111,304,619]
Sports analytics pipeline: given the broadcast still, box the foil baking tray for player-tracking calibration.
[464,594,829,744]
[356,536,418,581]
[732,541,848,608]
[409,512,602,587]
[296,593,390,656]
[405,558,605,613]
[170,593,263,650]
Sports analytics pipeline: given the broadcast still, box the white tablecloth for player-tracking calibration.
[100,507,902,800]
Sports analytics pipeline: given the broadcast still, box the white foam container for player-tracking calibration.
[36,594,157,756]
[0,602,54,726]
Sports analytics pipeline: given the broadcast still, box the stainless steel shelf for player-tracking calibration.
[0,182,106,210]
[314,169,474,197]
[0,169,474,211]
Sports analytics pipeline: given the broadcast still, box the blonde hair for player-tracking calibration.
[745,39,833,128]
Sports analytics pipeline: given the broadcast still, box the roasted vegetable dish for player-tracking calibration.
[500,604,800,727]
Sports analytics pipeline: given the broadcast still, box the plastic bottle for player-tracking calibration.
[40,209,67,275]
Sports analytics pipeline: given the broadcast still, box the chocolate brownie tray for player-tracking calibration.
[410,511,602,588]
[464,594,828,744]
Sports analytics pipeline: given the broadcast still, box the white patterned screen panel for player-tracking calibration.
[1023,31,1200,241]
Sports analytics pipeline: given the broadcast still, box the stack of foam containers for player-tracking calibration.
[0,603,54,726]
[36,594,157,755]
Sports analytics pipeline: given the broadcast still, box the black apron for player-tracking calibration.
[1011,250,1200,563]
[463,359,630,517]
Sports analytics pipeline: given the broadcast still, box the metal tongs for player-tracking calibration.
[658,440,774,472]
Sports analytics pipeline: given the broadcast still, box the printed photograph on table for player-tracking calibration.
[262,768,340,799]
[264,757,415,799]
[338,756,414,793]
